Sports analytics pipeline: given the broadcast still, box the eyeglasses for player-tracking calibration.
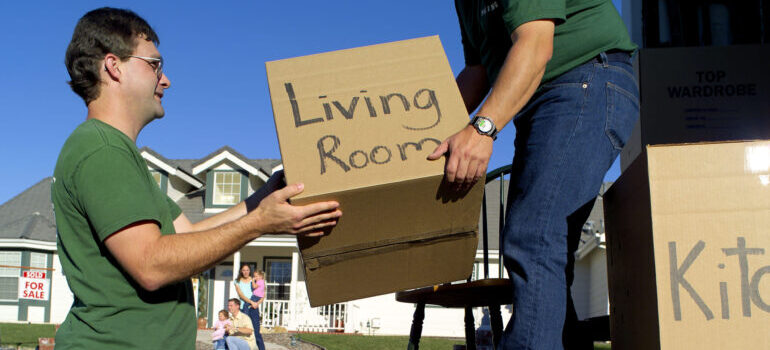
[128,55,164,79]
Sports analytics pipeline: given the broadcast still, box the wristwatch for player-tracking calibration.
[470,115,498,140]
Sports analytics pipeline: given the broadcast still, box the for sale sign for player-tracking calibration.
[19,271,49,300]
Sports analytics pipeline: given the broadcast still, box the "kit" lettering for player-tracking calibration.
[669,237,770,321]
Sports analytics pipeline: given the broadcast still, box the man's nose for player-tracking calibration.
[159,72,171,89]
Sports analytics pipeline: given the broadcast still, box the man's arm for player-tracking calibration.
[104,183,341,291]
[429,19,555,186]
[456,64,490,114]
[225,322,253,336]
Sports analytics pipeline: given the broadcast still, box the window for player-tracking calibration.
[30,253,48,279]
[0,251,21,301]
[265,258,291,301]
[150,171,162,187]
[213,172,242,205]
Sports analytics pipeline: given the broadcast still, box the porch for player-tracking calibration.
[196,236,352,333]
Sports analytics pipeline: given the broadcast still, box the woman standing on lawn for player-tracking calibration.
[234,264,266,350]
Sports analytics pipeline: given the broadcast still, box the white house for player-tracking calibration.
[0,146,609,338]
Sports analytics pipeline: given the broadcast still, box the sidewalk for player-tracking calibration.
[196,329,289,350]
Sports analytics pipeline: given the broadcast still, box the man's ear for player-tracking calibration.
[103,53,122,81]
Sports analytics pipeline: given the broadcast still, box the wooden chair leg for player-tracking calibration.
[489,304,503,349]
[464,306,476,350]
[407,302,425,350]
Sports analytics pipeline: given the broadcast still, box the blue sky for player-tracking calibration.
[0,0,625,204]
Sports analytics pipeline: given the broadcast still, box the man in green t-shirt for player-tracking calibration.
[428,1,639,348]
[52,8,342,349]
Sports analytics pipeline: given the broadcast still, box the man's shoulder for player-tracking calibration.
[55,120,137,175]
[64,119,134,153]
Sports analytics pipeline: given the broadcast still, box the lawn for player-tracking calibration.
[0,323,613,349]
[297,333,463,350]
[298,332,613,349]
[0,323,56,348]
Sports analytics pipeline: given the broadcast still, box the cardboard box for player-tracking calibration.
[620,45,770,171]
[265,36,483,306]
[604,140,770,349]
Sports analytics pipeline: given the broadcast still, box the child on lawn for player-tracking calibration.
[211,309,231,350]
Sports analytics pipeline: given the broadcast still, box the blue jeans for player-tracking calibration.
[226,336,251,350]
[213,338,226,350]
[243,296,266,350]
[499,52,639,350]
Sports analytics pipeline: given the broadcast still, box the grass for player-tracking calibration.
[0,323,613,349]
[297,333,612,349]
[297,333,463,350]
[0,323,56,347]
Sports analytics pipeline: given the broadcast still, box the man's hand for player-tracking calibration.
[249,183,341,237]
[428,125,493,189]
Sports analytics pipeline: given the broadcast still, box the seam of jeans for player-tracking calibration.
[606,81,640,107]
[605,82,620,150]
[519,64,596,348]
[603,63,637,82]
[605,81,640,151]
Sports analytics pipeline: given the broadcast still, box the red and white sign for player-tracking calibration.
[19,271,49,301]
[23,271,46,279]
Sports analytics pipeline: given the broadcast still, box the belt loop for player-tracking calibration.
[599,51,609,68]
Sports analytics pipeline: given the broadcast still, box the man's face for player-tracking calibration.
[227,301,239,315]
[122,38,170,124]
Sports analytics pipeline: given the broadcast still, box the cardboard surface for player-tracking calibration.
[605,140,770,349]
[620,45,770,171]
[266,36,483,306]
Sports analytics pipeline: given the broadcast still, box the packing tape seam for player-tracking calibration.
[303,227,477,270]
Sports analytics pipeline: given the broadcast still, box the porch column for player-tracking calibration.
[232,251,241,297]
[290,250,299,329]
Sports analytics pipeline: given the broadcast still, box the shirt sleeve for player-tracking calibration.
[500,0,566,34]
[455,0,482,66]
[74,146,163,241]
[166,195,182,221]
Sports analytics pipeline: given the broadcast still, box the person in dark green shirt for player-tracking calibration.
[429,1,639,348]
[53,8,342,349]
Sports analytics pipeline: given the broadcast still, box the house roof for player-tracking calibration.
[0,178,56,242]
[139,146,282,187]
[139,147,204,188]
[190,146,280,180]
[1,157,612,255]
[0,146,282,245]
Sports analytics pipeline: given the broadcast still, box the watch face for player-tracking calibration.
[477,118,493,133]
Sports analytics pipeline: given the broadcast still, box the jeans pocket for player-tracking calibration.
[605,81,639,150]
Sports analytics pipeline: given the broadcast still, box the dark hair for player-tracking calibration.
[238,264,252,280]
[228,298,240,306]
[65,7,159,105]
[218,309,229,317]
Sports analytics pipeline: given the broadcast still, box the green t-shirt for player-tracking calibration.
[51,119,195,349]
[455,0,637,84]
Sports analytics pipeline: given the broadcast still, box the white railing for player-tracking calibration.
[294,302,348,332]
[257,299,349,332]
[259,300,290,328]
